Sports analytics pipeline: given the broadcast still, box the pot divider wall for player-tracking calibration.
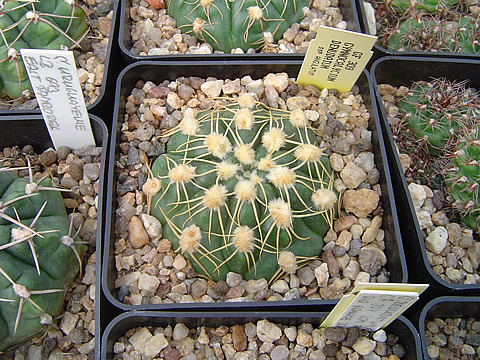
[0,114,108,359]
[102,60,407,312]
[419,296,480,360]
[370,56,480,298]
[102,310,422,360]
[119,0,361,63]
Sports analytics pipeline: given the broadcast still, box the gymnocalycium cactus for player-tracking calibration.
[387,16,480,53]
[166,0,308,53]
[150,94,337,282]
[444,127,480,232]
[0,0,89,99]
[397,79,477,154]
[0,162,86,351]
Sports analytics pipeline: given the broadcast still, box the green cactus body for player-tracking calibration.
[389,0,458,15]
[0,0,89,99]
[165,0,308,53]
[397,80,477,154]
[387,16,480,54]
[444,128,480,232]
[0,166,85,351]
[151,96,337,282]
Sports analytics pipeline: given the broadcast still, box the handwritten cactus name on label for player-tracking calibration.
[297,26,377,93]
[333,290,419,331]
[20,49,95,150]
[321,283,429,331]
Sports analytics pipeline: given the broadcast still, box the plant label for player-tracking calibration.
[297,26,377,93]
[20,49,95,150]
[321,283,429,331]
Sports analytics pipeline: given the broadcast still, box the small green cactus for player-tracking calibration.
[389,0,458,15]
[444,127,480,232]
[0,162,86,351]
[397,79,477,154]
[0,0,89,99]
[149,94,337,282]
[165,0,308,53]
[387,16,480,54]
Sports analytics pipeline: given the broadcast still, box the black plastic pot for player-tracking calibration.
[370,56,480,297]
[119,0,361,63]
[102,310,422,360]
[102,60,407,312]
[419,296,480,360]
[0,114,108,359]
[356,0,480,59]
[0,0,120,122]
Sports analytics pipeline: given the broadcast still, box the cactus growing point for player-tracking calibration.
[150,95,337,282]
[0,0,89,99]
[165,0,309,53]
[0,163,86,351]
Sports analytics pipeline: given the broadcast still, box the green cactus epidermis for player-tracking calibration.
[151,101,336,282]
[397,82,476,153]
[445,131,480,232]
[0,169,85,351]
[387,17,480,54]
[390,0,458,15]
[166,0,308,53]
[0,0,89,99]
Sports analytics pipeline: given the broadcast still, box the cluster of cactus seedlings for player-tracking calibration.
[394,78,480,232]
[0,160,86,351]
[0,0,89,100]
[147,94,337,282]
[165,0,308,53]
[368,0,480,53]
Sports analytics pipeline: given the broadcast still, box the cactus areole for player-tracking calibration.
[151,95,337,282]
[165,0,309,53]
[0,0,89,99]
[0,165,85,351]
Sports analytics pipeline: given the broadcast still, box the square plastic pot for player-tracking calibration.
[0,114,108,359]
[419,296,480,359]
[102,310,422,359]
[370,56,480,297]
[102,60,407,312]
[356,0,480,59]
[119,0,361,62]
[0,0,121,123]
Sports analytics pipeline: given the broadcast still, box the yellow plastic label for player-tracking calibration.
[321,283,429,331]
[297,26,377,93]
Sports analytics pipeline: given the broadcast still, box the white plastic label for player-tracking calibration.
[20,49,95,149]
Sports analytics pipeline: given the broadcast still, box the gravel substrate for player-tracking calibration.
[0,0,115,111]
[113,72,391,306]
[129,0,347,55]
[1,144,102,359]
[425,316,480,359]
[113,321,407,359]
[378,83,480,285]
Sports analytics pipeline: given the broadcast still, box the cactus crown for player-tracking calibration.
[0,160,86,351]
[165,0,308,53]
[0,0,89,99]
[150,94,337,282]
